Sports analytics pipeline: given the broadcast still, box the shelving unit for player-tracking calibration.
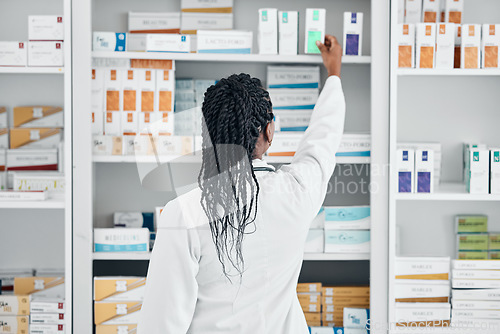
[398,69,500,76]
[0,197,66,209]
[396,183,500,201]
[0,67,65,74]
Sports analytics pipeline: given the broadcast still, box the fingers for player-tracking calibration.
[325,35,339,47]
[315,40,327,53]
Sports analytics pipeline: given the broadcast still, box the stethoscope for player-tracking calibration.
[252,166,275,173]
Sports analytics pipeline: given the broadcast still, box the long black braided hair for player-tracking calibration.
[198,73,274,279]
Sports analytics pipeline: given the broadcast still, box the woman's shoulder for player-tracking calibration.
[157,187,207,230]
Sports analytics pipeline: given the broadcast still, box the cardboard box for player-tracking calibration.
[297,293,321,305]
[13,107,63,128]
[491,149,500,194]
[466,148,489,194]
[130,59,174,70]
[297,283,322,293]
[436,23,455,69]
[343,308,369,329]
[278,11,298,55]
[299,300,321,313]
[104,69,122,112]
[397,148,414,192]
[482,25,500,68]
[94,228,150,252]
[28,16,64,41]
[267,66,320,89]
[445,0,463,24]
[452,278,500,289]
[343,12,363,56]
[461,25,481,69]
[0,316,29,333]
[325,230,370,253]
[138,70,156,112]
[422,0,440,23]
[304,229,324,253]
[397,24,415,68]
[415,149,434,193]
[258,9,278,55]
[94,301,142,325]
[0,296,30,316]
[304,9,326,54]
[405,0,422,23]
[91,68,104,113]
[29,324,65,333]
[6,149,58,171]
[30,300,65,313]
[395,303,451,325]
[455,215,488,234]
[146,34,191,53]
[395,257,450,280]
[454,25,462,68]
[324,206,370,230]
[181,0,233,12]
[128,12,181,34]
[304,312,321,322]
[104,112,121,136]
[93,32,126,52]
[180,13,233,34]
[28,42,64,67]
[96,325,137,334]
[122,70,139,112]
[30,313,65,325]
[156,70,175,112]
[452,300,500,310]
[14,277,65,299]
[416,23,436,69]
[268,88,318,110]
[197,30,252,54]
[9,128,62,149]
[394,280,450,302]
[0,42,27,67]
[94,277,146,302]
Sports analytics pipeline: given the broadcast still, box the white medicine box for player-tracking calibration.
[28,16,64,41]
[436,23,455,69]
[258,9,278,55]
[461,24,481,69]
[491,149,500,194]
[416,23,436,69]
[28,42,64,67]
[0,42,28,67]
[482,24,500,69]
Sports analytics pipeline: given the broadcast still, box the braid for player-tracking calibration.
[198,73,273,279]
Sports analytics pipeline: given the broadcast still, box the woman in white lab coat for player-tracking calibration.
[138,35,345,334]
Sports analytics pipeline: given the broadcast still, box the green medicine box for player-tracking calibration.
[457,234,489,251]
[455,215,488,233]
[458,251,489,260]
[489,251,500,260]
[489,234,500,251]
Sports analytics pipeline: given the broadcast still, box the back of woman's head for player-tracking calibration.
[198,73,273,279]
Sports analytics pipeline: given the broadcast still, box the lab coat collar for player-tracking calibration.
[252,158,276,172]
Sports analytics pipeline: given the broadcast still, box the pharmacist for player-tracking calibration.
[138,35,345,334]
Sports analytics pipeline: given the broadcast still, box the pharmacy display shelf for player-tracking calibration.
[397,68,500,76]
[92,155,371,165]
[92,51,371,65]
[390,327,499,334]
[93,252,370,261]
[395,182,500,202]
[0,67,65,74]
[0,197,65,209]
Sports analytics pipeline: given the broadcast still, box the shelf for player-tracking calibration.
[0,67,65,74]
[92,51,371,64]
[395,182,500,201]
[390,327,499,334]
[93,252,370,261]
[0,197,65,209]
[92,155,370,164]
[398,68,500,76]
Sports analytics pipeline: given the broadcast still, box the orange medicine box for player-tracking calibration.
[416,23,436,69]
[0,296,30,315]
[297,292,321,305]
[13,106,63,128]
[138,69,156,112]
[94,277,146,302]
[14,277,65,299]
[94,301,142,325]
[422,0,440,23]
[445,0,463,24]
[304,312,321,322]
[397,24,415,68]
[155,70,175,112]
[297,283,322,293]
[461,24,481,69]
[104,69,122,112]
[322,286,370,297]
[0,316,29,333]
[482,24,500,68]
[122,69,139,112]
[454,25,462,68]
[9,128,62,149]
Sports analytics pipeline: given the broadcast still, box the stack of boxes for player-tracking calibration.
[397,142,442,193]
[0,15,64,68]
[394,257,451,327]
[94,276,145,333]
[464,144,500,195]
[322,286,370,328]
[29,299,66,333]
[455,215,500,260]
[451,260,500,328]
[297,283,323,327]
[0,295,30,334]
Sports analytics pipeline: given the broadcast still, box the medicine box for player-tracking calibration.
[266,132,302,156]
[138,69,156,112]
[94,301,142,325]
[0,296,30,315]
[414,149,434,193]
[29,324,65,333]
[445,0,464,24]
[146,34,191,53]
[395,303,451,324]
[483,25,500,69]
[453,259,500,270]
[197,30,252,54]
[337,134,371,157]
[343,308,369,329]
[267,66,320,89]
[14,277,65,299]
[104,69,122,112]
[156,70,175,112]
[394,280,450,302]
[28,16,64,41]
[94,228,150,252]
[397,24,415,68]
[397,148,414,192]
[258,9,278,55]
[0,42,27,67]
[278,11,298,55]
[28,41,64,67]
[395,257,450,280]
[454,25,462,68]
[268,88,318,110]
[121,69,139,112]
[398,0,405,23]
[93,32,126,52]
[489,233,500,251]
[104,112,121,136]
[422,0,440,23]
[128,12,181,34]
[299,298,321,313]
[96,325,138,334]
[416,23,436,69]
[343,12,363,56]
[305,9,326,54]
[297,283,322,293]
[405,0,422,23]
[0,107,6,128]
[0,316,29,333]
[0,130,8,149]
[12,172,65,192]
[13,106,63,128]
[114,212,154,232]
[436,23,455,69]
[9,128,62,149]
[304,229,324,253]
[121,112,138,136]
[452,269,500,280]
[457,233,489,251]
[324,206,370,230]
[94,277,146,302]
[92,135,121,156]
[452,287,500,300]
[491,149,500,194]
[274,110,312,132]
[181,0,233,12]
[92,112,104,135]
[181,13,233,34]
[324,230,370,253]
[322,286,370,297]
[466,148,489,194]
[490,251,500,259]
[30,313,65,325]
[461,24,481,69]
[455,215,488,234]
[452,279,500,290]
[6,149,58,171]
[31,300,65,313]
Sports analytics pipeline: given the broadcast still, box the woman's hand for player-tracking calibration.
[316,35,342,78]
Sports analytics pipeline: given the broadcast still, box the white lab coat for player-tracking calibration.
[138,76,345,334]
